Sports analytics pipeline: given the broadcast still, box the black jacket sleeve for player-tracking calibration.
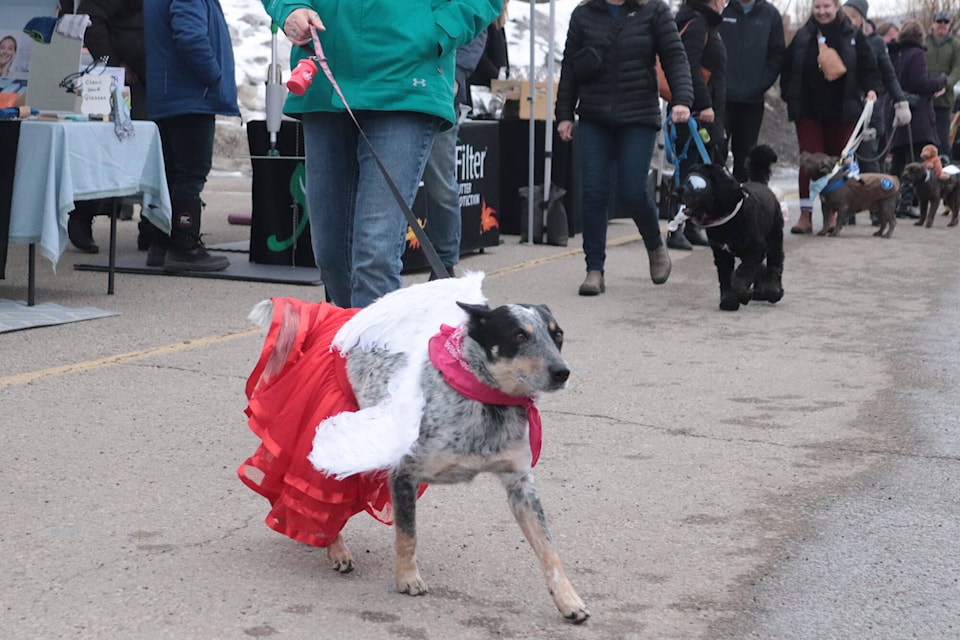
[681,16,711,111]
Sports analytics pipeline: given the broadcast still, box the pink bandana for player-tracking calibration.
[428,324,542,466]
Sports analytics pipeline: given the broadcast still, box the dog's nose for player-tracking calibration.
[550,366,570,384]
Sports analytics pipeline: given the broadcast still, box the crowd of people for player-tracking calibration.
[53,1,960,302]
[558,0,960,294]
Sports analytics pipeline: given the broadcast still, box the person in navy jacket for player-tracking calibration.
[144,0,240,272]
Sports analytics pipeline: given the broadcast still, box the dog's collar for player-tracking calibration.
[428,324,542,466]
[701,194,747,228]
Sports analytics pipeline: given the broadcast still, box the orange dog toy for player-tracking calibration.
[921,144,947,179]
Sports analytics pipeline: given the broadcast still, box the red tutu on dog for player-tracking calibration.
[238,299,401,548]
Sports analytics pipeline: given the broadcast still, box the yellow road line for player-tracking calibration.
[485,234,638,277]
[2,234,642,390]
[0,327,261,390]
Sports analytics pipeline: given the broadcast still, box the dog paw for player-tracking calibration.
[769,289,784,303]
[758,288,784,304]
[396,572,428,596]
[719,295,740,311]
[327,535,355,574]
[331,557,354,574]
[554,588,590,624]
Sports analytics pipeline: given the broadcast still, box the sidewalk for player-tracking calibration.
[2,168,959,639]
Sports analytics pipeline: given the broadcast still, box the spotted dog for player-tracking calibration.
[245,276,589,624]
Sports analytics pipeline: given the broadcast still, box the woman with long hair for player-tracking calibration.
[886,20,946,217]
[780,0,881,234]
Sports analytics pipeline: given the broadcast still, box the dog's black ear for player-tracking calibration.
[456,301,492,323]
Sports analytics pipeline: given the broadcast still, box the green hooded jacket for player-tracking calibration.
[924,32,960,110]
[261,0,500,124]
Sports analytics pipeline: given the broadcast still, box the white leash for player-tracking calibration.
[812,100,875,192]
[840,99,875,160]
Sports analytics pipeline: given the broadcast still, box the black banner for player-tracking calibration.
[402,119,501,271]
[246,120,316,267]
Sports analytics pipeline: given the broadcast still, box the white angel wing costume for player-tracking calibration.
[307,271,487,478]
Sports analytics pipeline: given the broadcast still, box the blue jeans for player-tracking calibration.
[422,123,461,269]
[302,111,441,308]
[155,113,215,210]
[577,120,662,273]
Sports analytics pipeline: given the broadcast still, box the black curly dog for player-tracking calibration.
[680,145,785,311]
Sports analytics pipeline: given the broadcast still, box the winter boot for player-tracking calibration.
[896,182,920,219]
[163,200,229,273]
[790,208,813,234]
[138,218,157,251]
[68,211,99,253]
[683,221,710,246]
[146,234,168,267]
[648,244,672,285]
[666,225,693,250]
[578,270,605,295]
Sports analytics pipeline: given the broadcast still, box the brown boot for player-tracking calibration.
[790,208,813,234]
[578,270,605,296]
[648,245,671,285]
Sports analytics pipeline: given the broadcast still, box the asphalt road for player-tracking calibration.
[2,168,959,639]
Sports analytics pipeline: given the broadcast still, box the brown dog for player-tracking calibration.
[901,162,960,228]
[799,151,899,238]
[941,174,960,227]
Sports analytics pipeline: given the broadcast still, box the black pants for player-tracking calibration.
[724,101,765,182]
[889,142,929,179]
[890,142,930,211]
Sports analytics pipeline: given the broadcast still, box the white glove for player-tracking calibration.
[893,101,912,127]
[56,14,92,41]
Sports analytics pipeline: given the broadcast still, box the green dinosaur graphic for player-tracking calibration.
[267,162,309,252]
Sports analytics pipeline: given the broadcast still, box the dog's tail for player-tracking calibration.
[745,144,778,185]
[248,299,299,384]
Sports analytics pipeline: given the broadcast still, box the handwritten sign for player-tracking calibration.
[80,75,112,116]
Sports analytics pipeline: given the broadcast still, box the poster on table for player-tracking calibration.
[0,1,61,107]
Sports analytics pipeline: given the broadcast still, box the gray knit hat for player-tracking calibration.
[843,0,869,20]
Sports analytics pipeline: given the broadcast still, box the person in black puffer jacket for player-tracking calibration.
[780,0,881,235]
[666,0,727,251]
[887,19,947,216]
[556,0,693,296]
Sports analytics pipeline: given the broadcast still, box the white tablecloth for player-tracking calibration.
[8,120,172,268]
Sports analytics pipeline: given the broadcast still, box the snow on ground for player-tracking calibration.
[222,0,579,122]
